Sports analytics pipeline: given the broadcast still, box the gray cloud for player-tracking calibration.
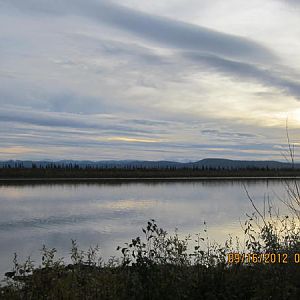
[182,52,300,99]
[5,0,292,102]
[4,0,274,63]
[91,38,168,66]
[0,107,166,135]
[201,129,258,139]
[279,0,300,6]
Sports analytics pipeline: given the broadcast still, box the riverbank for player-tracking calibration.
[1,219,300,300]
[1,167,300,180]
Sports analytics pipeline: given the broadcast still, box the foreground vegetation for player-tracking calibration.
[2,201,300,300]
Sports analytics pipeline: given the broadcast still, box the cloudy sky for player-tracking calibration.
[1,0,300,161]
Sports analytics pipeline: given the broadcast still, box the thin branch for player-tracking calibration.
[286,118,295,167]
[243,184,267,227]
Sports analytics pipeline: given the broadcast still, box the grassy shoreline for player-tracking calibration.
[1,214,300,299]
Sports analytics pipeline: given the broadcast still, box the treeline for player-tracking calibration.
[0,165,300,178]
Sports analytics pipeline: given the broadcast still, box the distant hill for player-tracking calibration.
[0,159,299,169]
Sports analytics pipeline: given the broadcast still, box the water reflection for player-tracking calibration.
[0,179,296,276]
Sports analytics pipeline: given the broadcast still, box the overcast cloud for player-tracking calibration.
[1,0,300,161]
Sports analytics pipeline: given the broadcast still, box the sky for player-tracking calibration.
[1,0,300,161]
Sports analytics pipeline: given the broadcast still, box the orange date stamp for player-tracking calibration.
[227,252,300,264]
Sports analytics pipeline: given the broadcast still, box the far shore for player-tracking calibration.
[2,167,300,183]
[0,176,300,183]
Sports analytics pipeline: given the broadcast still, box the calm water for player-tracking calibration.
[0,179,295,275]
